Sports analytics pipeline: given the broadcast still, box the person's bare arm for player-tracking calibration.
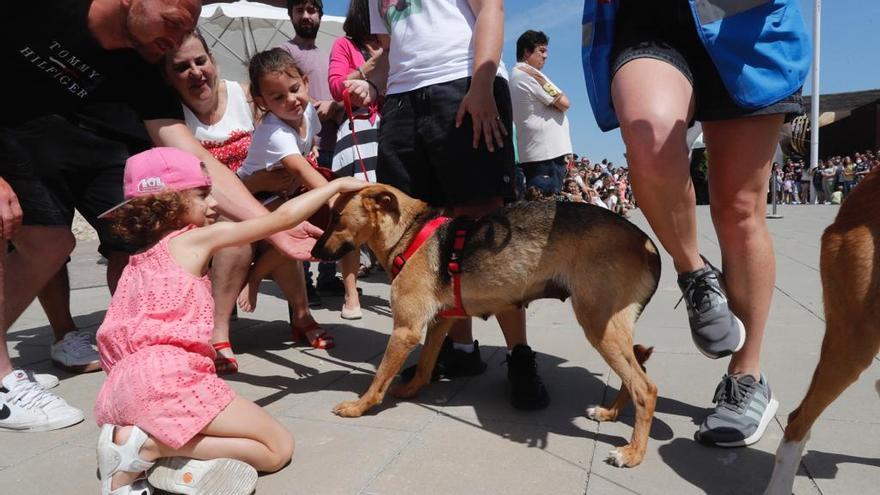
[143,118,321,259]
[456,0,506,152]
[552,92,571,112]
[342,34,391,107]
[279,154,329,190]
[0,177,23,239]
[170,178,369,275]
[518,64,570,112]
[239,168,295,194]
[145,119,269,221]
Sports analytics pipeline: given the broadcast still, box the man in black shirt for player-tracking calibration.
[0,0,320,432]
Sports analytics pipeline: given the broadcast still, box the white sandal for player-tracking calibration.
[97,424,155,495]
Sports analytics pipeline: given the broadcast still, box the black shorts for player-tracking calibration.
[610,0,803,122]
[0,115,145,256]
[377,76,516,206]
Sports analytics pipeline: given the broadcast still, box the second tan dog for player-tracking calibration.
[313,185,662,467]
[764,168,880,494]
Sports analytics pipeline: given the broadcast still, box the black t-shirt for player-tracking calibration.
[2,0,182,136]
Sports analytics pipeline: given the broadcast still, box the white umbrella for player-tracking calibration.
[198,1,344,81]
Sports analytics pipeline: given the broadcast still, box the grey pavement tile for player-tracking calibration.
[276,369,467,433]
[0,442,97,495]
[257,416,414,495]
[586,473,645,495]
[799,420,880,495]
[364,415,592,495]
[0,422,95,471]
[587,417,820,495]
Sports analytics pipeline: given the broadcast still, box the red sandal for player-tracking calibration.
[291,322,336,350]
[212,342,239,375]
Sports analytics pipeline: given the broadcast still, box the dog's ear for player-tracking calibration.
[363,188,400,214]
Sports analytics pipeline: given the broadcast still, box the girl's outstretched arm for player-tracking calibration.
[170,178,367,275]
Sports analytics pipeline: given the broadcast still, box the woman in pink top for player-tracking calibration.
[328,0,385,119]
[93,147,366,495]
[328,0,387,286]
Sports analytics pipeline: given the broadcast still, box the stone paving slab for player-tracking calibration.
[2,204,878,495]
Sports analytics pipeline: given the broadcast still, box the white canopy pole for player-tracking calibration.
[809,0,821,170]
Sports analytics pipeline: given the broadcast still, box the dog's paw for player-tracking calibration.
[606,445,641,468]
[333,400,365,418]
[586,405,617,422]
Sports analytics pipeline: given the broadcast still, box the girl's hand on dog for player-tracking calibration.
[332,177,369,194]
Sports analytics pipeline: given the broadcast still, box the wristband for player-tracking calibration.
[357,66,367,80]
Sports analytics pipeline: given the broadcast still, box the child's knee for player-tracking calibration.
[261,429,294,473]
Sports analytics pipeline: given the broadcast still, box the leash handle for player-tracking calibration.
[342,88,372,183]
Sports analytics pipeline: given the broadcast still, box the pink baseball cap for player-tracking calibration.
[99,147,212,218]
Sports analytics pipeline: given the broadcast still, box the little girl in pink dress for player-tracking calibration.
[93,147,365,495]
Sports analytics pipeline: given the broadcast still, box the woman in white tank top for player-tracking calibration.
[163,31,322,373]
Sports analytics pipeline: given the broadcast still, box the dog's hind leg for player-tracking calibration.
[587,345,654,422]
[765,319,878,495]
[392,318,456,399]
[577,302,657,468]
[767,223,880,495]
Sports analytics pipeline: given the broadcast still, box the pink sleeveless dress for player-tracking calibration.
[94,226,235,449]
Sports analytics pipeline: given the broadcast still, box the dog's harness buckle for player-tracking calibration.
[389,215,472,317]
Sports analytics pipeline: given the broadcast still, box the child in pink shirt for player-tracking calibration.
[93,147,365,495]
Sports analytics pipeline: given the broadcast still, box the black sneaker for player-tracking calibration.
[316,276,346,297]
[400,337,488,382]
[676,257,746,359]
[506,344,550,410]
[306,281,323,308]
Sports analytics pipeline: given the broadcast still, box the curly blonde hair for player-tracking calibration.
[110,192,190,247]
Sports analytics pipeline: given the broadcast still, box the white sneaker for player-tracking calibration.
[0,370,84,432]
[0,369,59,390]
[51,330,102,373]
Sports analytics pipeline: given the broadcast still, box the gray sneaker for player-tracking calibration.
[676,258,746,358]
[697,374,779,447]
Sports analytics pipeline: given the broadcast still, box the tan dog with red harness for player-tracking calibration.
[312,184,662,467]
[764,168,880,494]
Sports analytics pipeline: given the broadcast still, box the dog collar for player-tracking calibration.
[390,215,471,318]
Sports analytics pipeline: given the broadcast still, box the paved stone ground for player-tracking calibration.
[2,204,878,495]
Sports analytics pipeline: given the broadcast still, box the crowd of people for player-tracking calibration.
[771,150,879,205]
[0,0,848,493]
[522,155,635,216]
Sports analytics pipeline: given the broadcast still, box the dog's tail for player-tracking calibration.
[634,344,654,372]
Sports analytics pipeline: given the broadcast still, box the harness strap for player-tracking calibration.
[438,224,470,318]
[389,215,474,317]
[391,216,450,277]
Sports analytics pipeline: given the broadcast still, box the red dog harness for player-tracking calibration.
[390,216,471,317]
